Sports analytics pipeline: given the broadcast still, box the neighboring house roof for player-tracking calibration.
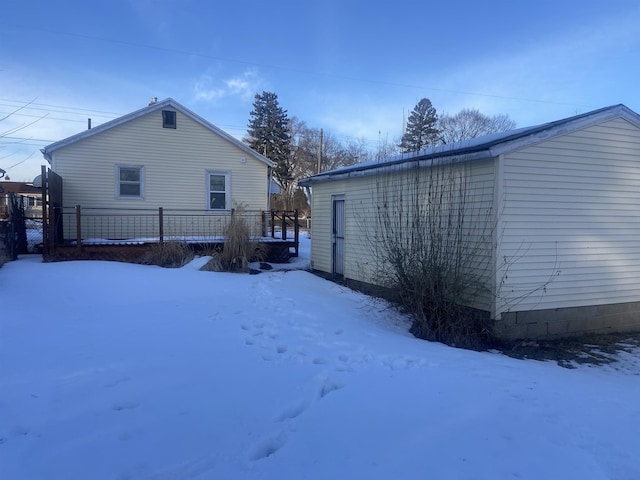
[0,181,41,195]
[299,104,640,186]
[41,98,275,168]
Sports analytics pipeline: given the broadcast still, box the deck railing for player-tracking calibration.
[48,206,299,256]
[57,206,275,244]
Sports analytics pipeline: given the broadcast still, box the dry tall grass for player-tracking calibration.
[139,241,194,268]
[202,206,266,273]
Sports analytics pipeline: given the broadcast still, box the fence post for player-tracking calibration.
[48,205,56,258]
[8,218,16,260]
[282,211,287,240]
[41,166,49,259]
[271,210,275,238]
[76,205,82,253]
[159,207,164,244]
[294,209,299,257]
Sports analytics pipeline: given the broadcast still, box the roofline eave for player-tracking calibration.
[40,98,274,168]
[299,150,494,186]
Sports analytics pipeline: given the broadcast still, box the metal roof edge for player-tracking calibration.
[299,150,493,186]
[300,104,638,186]
[489,104,636,156]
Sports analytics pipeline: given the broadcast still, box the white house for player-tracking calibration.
[300,104,640,339]
[41,98,274,241]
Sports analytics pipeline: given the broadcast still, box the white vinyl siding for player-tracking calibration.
[310,158,496,311]
[50,108,269,212]
[496,118,640,315]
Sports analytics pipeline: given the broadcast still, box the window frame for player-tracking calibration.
[162,110,177,129]
[206,170,231,211]
[116,164,145,199]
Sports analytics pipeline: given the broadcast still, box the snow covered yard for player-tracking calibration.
[1,240,640,480]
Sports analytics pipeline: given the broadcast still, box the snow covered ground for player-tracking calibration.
[1,236,639,480]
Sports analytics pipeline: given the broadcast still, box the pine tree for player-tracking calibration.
[246,92,293,198]
[399,98,440,153]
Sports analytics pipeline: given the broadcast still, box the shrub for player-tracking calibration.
[365,159,497,350]
[139,241,194,268]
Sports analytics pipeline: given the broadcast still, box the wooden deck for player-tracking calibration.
[48,238,297,263]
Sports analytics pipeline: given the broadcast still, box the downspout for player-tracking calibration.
[303,185,312,209]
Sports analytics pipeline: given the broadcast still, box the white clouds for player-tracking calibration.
[193,69,262,103]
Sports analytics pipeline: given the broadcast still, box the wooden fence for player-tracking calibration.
[0,193,29,260]
[42,167,63,260]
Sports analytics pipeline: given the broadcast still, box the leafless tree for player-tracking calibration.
[282,117,368,210]
[438,108,516,145]
[375,131,401,161]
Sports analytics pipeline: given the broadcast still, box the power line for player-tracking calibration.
[0,99,121,122]
[3,24,598,111]
[1,136,56,144]
[0,111,102,124]
[0,99,123,117]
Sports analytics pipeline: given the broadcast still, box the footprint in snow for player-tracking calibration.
[11,425,31,437]
[275,400,308,422]
[104,376,130,388]
[248,431,287,461]
[112,401,139,411]
[317,375,344,399]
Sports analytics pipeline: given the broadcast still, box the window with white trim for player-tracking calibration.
[117,165,144,198]
[207,171,230,210]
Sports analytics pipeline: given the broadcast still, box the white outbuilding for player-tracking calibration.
[300,105,640,339]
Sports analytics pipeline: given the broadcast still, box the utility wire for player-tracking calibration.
[3,24,598,110]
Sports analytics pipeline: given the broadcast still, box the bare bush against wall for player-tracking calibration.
[365,156,497,348]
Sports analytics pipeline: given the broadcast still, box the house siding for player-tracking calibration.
[496,118,640,324]
[310,177,376,280]
[310,158,496,312]
[51,109,269,212]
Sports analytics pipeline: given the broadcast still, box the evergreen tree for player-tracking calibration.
[399,98,440,153]
[246,92,293,198]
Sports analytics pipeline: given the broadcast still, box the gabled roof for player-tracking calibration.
[41,98,274,168]
[299,104,640,186]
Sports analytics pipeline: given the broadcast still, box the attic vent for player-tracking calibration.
[162,110,176,129]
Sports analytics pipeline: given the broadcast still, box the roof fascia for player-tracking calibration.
[489,104,639,156]
[299,150,493,186]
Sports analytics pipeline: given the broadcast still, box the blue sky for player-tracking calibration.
[1,0,639,181]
